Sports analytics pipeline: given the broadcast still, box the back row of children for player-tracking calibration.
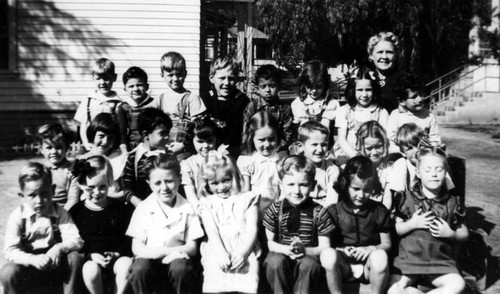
[1,51,466,294]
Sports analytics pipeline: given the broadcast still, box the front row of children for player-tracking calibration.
[0,123,467,294]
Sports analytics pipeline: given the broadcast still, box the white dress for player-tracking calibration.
[200,192,261,293]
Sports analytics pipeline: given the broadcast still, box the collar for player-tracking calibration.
[255,95,280,107]
[124,94,155,108]
[397,105,429,116]
[339,200,371,217]
[21,203,58,219]
[44,158,69,170]
[412,180,449,204]
[282,197,315,212]
[354,104,379,113]
[145,193,194,225]
[252,151,280,163]
[88,89,120,102]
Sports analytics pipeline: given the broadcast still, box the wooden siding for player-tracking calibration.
[0,0,201,146]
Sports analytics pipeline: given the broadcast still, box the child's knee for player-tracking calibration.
[128,258,153,278]
[0,263,23,284]
[387,283,404,294]
[264,252,288,272]
[368,249,388,272]
[297,256,322,274]
[82,261,102,280]
[320,248,339,271]
[66,251,84,270]
[168,259,194,279]
[441,274,466,294]
[114,256,133,276]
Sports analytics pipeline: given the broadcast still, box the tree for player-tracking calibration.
[256,0,490,81]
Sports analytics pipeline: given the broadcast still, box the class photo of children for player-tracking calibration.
[0,1,499,294]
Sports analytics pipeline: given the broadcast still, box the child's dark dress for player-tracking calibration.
[69,199,134,257]
[328,200,391,248]
[393,184,466,275]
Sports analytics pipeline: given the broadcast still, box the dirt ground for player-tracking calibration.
[0,126,499,293]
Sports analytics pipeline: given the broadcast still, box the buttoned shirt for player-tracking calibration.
[237,152,281,211]
[242,94,293,148]
[3,203,83,266]
[387,106,441,153]
[126,193,204,250]
[74,90,123,124]
[263,198,335,247]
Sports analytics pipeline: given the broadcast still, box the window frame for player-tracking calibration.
[0,0,18,75]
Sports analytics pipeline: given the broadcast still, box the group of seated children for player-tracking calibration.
[0,53,468,294]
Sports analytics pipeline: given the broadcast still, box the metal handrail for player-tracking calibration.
[425,64,486,106]
[426,64,467,88]
[428,76,487,108]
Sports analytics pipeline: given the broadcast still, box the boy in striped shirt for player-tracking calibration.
[263,155,335,294]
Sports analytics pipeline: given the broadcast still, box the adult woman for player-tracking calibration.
[367,32,404,113]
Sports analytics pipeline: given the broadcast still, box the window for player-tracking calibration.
[0,0,16,72]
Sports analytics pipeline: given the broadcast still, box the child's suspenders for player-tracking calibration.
[19,205,62,249]
[158,91,191,120]
[86,97,121,123]
[277,201,318,244]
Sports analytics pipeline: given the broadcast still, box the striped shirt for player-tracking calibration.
[263,198,335,247]
[122,151,150,202]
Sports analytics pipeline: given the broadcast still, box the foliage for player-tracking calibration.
[256,0,491,82]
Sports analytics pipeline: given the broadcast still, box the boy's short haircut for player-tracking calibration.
[143,153,181,177]
[209,55,239,77]
[122,66,148,85]
[298,121,330,143]
[395,123,426,148]
[160,51,186,75]
[92,58,116,76]
[278,155,316,183]
[253,64,282,85]
[37,123,71,149]
[86,113,120,149]
[393,73,425,101]
[137,108,172,135]
[18,162,52,191]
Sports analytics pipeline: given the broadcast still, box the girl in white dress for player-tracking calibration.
[198,151,260,294]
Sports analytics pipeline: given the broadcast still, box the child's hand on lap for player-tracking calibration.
[429,217,454,238]
[410,208,435,230]
[351,246,375,262]
[30,254,52,270]
[284,244,304,260]
[90,253,112,268]
[229,252,248,271]
[45,245,63,267]
[217,250,232,271]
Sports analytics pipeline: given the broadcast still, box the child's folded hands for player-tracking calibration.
[429,217,454,238]
[410,208,435,230]
[30,254,52,270]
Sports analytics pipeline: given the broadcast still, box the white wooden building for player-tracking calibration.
[0,0,255,149]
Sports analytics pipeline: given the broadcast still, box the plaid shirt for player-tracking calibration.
[242,93,293,150]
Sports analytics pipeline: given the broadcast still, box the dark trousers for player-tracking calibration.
[264,252,325,294]
[0,251,83,294]
[127,258,199,294]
